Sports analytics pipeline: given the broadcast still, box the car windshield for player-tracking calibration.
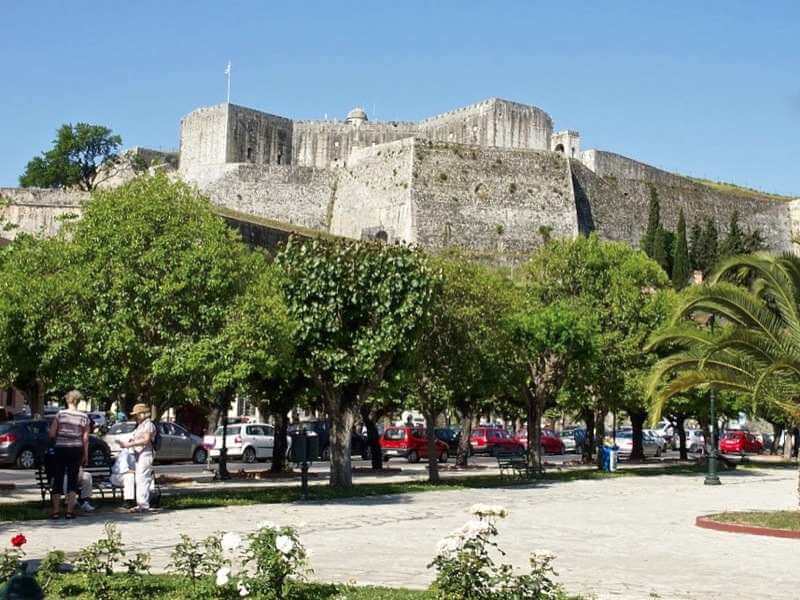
[109,423,136,435]
[384,429,406,440]
[615,432,632,439]
[723,432,739,439]
[559,431,573,438]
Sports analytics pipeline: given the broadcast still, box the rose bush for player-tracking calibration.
[0,534,26,584]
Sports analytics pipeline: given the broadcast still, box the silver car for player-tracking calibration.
[104,421,208,463]
[615,430,662,459]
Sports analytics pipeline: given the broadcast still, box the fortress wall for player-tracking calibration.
[179,104,229,171]
[198,164,336,231]
[0,187,87,239]
[227,105,293,166]
[410,140,577,256]
[293,121,416,169]
[570,160,794,252]
[417,99,553,152]
[579,149,692,189]
[329,138,416,242]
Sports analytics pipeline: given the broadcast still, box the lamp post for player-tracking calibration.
[704,314,721,486]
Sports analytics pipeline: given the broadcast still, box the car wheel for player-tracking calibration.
[242,447,257,464]
[193,447,208,464]
[407,450,419,463]
[16,448,36,470]
[655,447,662,458]
[438,450,448,464]
[90,448,109,467]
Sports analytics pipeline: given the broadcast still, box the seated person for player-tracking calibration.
[110,448,137,509]
[44,445,95,512]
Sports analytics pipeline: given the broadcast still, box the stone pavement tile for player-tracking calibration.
[1,469,796,599]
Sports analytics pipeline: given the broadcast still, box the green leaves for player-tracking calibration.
[19,123,122,191]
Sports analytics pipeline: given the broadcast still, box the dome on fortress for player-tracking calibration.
[345,107,368,124]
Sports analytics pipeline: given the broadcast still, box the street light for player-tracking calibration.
[704,314,721,486]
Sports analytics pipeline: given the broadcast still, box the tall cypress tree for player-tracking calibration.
[699,218,719,274]
[652,226,670,275]
[720,210,746,259]
[672,209,690,289]
[641,185,660,258]
[689,222,704,271]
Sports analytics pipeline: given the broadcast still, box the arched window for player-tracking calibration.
[554,143,565,154]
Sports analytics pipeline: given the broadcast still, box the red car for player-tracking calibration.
[514,429,566,455]
[719,431,763,454]
[380,427,449,463]
[470,427,525,456]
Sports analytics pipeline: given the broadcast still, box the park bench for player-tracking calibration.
[495,450,531,480]
[35,463,119,506]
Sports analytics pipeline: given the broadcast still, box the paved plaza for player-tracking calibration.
[2,467,797,599]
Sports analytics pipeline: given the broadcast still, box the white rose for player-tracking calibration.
[435,536,461,556]
[256,520,277,531]
[237,581,250,597]
[458,519,490,539]
[275,534,295,555]
[221,532,242,552]
[469,504,508,518]
[215,566,231,586]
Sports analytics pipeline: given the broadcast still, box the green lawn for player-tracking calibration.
[38,574,431,599]
[709,510,800,531]
[0,463,716,523]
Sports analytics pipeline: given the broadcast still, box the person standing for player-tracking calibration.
[47,390,89,520]
[118,403,156,512]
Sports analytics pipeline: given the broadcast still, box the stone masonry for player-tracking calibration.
[2,96,798,260]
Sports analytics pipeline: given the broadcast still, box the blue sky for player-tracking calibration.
[1,1,797,195]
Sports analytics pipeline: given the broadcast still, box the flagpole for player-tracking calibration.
[225,61,231,103]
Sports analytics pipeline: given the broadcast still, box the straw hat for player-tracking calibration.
[130,403,151,417]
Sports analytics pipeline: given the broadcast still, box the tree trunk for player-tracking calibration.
[527,387,544,475]
[456,409,473,467]
[24,381,44,418]
[676,417,688,461]
[630,410,647,461]
[328,400,355,488]
[581,409,595,463]
[783,429,795,460]
[360,405,384,471]
[270,410,289,473]
[594,410,606,469]
[771,423,783,455]
[206,406,220,435]
[425,408,440,484]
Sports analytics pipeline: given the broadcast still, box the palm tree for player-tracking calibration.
[646,252,800,503]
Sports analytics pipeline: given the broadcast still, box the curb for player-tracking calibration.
[696,515,800,539]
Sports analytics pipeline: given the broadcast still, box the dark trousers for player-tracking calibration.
[50,446,82,495]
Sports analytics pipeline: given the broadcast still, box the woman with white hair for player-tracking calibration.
[47,390,89,520]
[117,402,156,512]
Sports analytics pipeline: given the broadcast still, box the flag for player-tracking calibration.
[224,61,231,76]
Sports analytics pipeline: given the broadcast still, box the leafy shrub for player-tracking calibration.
[75,523,150,600]
[0,534,26,583]
[169,533,226,585]
[242,522,311,598]
[429,505,564,599]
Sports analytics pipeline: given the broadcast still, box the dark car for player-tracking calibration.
[288,420,370,461]
[0,419,111,469]
[434,427,462,456]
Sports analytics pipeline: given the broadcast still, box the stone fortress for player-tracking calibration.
[2,97,799,260]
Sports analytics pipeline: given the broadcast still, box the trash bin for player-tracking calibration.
[608,447,618,472]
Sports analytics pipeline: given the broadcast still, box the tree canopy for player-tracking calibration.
[20,123,122,191]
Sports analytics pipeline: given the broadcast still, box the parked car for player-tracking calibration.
[614,430,662,459]
[288,420,370,461]
[209,423,292,463]
[104,421,208,464]
[0,419,110,469]
[513,428,564,455]
[671,429,705,453]
[720,430,763,454]
[559,428,587,453]
[470,427,525,456]
[434,427,462,456]
[87,411,108,433]
[380,427,449,463]
[651,421,674,447]
[643,429,669,452]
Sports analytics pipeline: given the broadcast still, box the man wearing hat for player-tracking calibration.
[117,403,156,512]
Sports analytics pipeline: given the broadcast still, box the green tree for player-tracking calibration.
[65,174,253,413]
[671,209,691,290]
[647,253,800,501]
[524,234,671,462]
[688,222,704,272]
[20,123,122,191]
[652,227,670,275]
[695,218,719,274]
[510,302,597,472]
[719,210,746,259]
[640,185,661,258]
[277,238,436,488]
